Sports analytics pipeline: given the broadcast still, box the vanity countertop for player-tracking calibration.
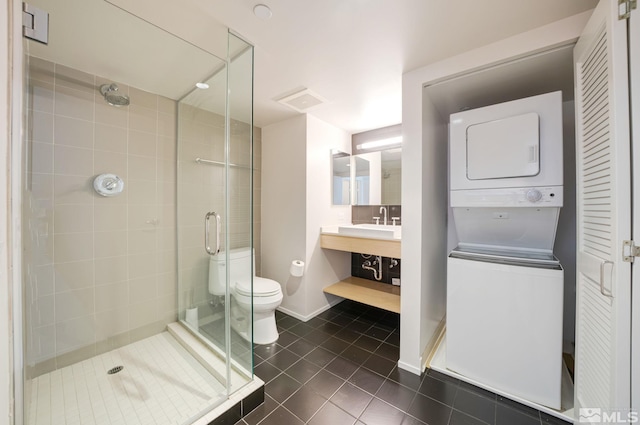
[321,224,401,240]
[320,225,401,258]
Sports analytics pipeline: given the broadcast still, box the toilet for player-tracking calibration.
[208,247,283,344]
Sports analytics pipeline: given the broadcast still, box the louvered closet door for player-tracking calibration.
[574,0,632,417]
[630,6,640,413]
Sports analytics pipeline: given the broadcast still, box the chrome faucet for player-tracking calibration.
[379,206,388,225]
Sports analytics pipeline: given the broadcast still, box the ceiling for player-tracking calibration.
[27,0,598,134]
[425,44,576,120]
[192,0,598,133]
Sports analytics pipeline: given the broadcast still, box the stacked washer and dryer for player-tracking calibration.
[446,91,564,410]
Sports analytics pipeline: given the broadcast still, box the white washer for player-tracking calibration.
[446,92,564,410]
[447,250,564,409]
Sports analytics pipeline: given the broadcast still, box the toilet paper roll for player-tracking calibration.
[290,260,305,277]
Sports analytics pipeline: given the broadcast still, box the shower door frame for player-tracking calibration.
[8,1,27,424]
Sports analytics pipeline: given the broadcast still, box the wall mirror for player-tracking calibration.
[352,124,402,205]
[354,156,371,204]
[332,150,351,205]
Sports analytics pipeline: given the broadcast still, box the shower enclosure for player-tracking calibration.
[18,0,257,424]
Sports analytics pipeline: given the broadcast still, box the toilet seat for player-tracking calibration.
[235,277,282,297]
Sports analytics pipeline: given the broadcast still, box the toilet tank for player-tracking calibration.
[208,247,253,296]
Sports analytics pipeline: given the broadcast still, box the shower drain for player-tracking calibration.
[107,366,124,375]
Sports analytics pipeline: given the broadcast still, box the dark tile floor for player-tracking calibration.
[237,300,570,425]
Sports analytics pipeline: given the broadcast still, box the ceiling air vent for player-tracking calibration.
[277,88,326,113]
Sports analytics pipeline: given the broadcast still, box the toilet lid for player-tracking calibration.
[235,277,281,297]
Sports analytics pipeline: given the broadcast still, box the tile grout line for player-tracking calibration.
[257,302,568,425]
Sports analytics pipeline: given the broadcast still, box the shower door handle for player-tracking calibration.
[205,212,221,256]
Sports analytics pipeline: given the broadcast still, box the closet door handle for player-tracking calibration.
[599,260,614,298]
[205,212,221,256]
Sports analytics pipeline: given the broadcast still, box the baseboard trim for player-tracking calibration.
[397,316,446,377]
[277,298,344,322]
[397,359,423,376]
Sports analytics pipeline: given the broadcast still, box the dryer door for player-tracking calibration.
[466,112,540,180]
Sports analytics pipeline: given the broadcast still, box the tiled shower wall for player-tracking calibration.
[351,205,401,225]
[24,57,179,376]
[176,107,260,316]
[24,57,262,376]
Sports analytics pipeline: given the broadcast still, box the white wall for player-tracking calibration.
[262,114,351,320]
[556,101,577,345]
[399,75,448,375]
[400,11,593,374]
[305,115,351,317]
[262,115,308,315]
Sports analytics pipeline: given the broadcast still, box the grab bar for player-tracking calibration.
[205,211,221,256]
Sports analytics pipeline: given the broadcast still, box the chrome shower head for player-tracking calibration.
[99,83,130,107]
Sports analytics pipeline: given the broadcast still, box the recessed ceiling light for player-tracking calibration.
[196,82,209,89]
[253,4,272,20]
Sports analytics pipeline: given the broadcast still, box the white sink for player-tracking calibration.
[337,224,401,240]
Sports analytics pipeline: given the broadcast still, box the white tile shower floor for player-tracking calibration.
[28,331,227,425]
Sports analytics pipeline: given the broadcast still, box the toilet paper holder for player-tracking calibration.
[290,260,304,277]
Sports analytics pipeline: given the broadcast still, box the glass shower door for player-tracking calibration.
[176,62,231,362]
[176,30,255,391]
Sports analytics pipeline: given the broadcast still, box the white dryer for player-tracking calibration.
[449,91,563,192]
[446,92,565,410]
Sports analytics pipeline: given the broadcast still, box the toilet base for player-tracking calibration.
[252,313,279,345]
[231,299,280,345]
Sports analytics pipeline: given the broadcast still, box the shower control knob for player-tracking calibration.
[526,189,543,203]
[93,173,124,197]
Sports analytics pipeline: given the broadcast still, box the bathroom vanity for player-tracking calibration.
[320,225,401,313]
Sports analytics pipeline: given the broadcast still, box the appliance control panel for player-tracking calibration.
[450,187,563,208]
[523,187,560,204]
